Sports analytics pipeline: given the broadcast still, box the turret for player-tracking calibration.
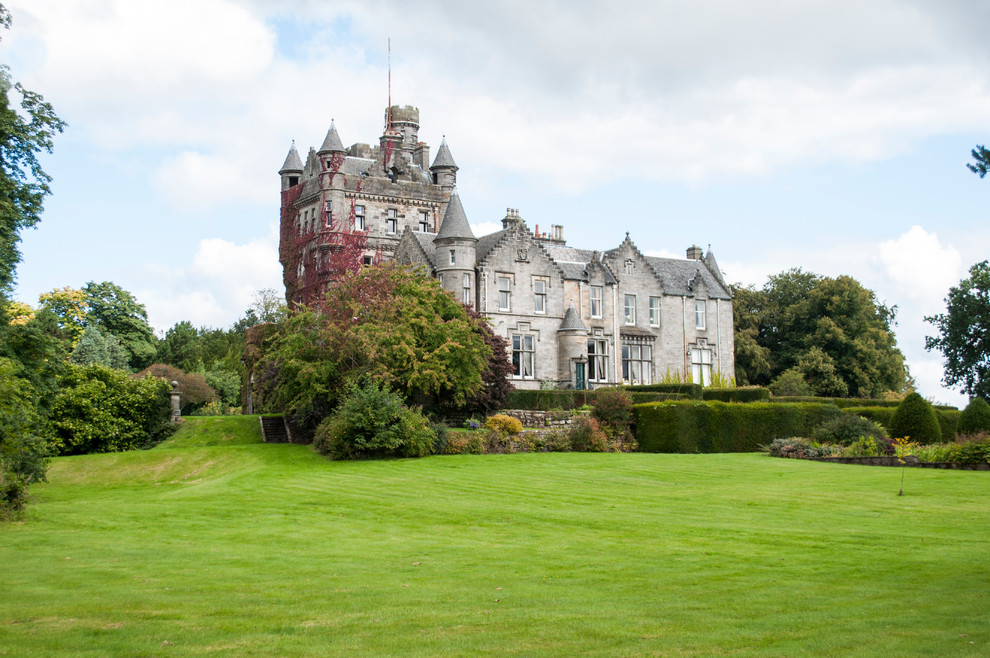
[430,138,458,191]
[557,305,588,387]
[433,192,477,308]
[278,141,303,191]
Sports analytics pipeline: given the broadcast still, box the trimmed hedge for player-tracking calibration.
[622,383,703,399]
[846,406,960,442]
[633,401,842,453]
[504,389,688,410]
[772,395,958,412]
[702,387,771,403]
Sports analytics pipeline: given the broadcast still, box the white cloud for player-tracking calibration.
[140,233,282,331]
[877,225,962,305]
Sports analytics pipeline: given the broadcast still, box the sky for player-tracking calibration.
[3,0,988,406]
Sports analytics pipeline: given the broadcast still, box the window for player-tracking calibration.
[449,249,456,265]
[512,335,535,378]
[691,347,712,386]
[588,339,608,382]
[462,274,471,305]
[534,279,546,314]
[419,210,430,232]
[624,294,636,325]
[695,299,706,329]
[386,216,397,234]
[324,201,332,225]
[355,205,366,231]
[622,342,653,385]
[590,285,603,318]
[498,277,511,311]
[624,259,634,274]
[649,296,661,327]
[362,255,373,267]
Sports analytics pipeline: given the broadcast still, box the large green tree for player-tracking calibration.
[732,269,907,398]
[255,263,496,437]
[0,3,66,296]
[82,281,157,369]
[925,260,990,400]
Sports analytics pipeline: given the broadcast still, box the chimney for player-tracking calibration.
[686,244,703,260]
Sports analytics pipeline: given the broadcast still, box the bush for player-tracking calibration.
[769,368,812,397]
[135,364,216,414]
[762,437,837,459]
[569,416,610,452]
[889,392,942,444]
[702,387,771,403]
[811,413,889,446]
[842,436,893,457]
[51,364,174,455]
[957,398,990,435]
[0,359,52,516]
[313,382,435,460]
[622,383,703,399]
[950,438,990,464]
[592,388,633,433]
[634,401,842,453]
[484,414,523,435]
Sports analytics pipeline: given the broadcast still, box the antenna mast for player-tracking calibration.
[386,38,392,133]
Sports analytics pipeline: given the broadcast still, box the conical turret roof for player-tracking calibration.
[435,192,475,241]
[431,138,457,169]
[278,141,303,173]
[559,305,587,332]
[318,121,345,153]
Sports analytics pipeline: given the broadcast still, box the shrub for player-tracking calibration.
[430,421,450,455]
[957,398,990,435]
[484,414,523,435]
[634,401,842,453]
[762,437,837,459]
[569,416,610,452]
[811,413,888,446]
[889,392,942,444]
[0,359,52,516]
[51,364,174,455]
[592,388,633,435]
[950,438,990,464]
[702,387,771,403]
[135,364,216,414]
[913,443,958,463]
[842,436,892,457]
[769,368,812,396]
[313,382,435,460]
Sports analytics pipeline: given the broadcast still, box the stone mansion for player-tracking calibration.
[278,105,735,390]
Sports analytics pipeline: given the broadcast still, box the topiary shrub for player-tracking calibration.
[484,414,523,435]
[888,392,942,445]
[957,398,990,435]
[811,413,888,446]
[313,382,435,460]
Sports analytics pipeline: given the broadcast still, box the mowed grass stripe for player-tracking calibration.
[2,417,988,656]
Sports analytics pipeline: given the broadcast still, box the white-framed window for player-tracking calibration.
[624,294,636,325]
[355,205,366,231]
[622,342,653,385]
[649,296,661,327]
[449,249,456,265]
[462,274,471,305]
[512,334,535,378]
[419,210,430,232]
[588,338,608,382]
[325,201,332,225]
[498,276,511,311]
[691,347,712,386]
[386,216,397,234]
[534,279,546,314]
[590,285,603,318]
[695,299,706,329]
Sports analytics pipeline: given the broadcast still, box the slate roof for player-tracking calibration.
[412,231,437,264]
[559,305,587,332]
[278,142,303,173]
[318,121,345,153]
[476,229,510,262]
[431,139,457,169]
[643,256,732,299]
[435,193,475,241]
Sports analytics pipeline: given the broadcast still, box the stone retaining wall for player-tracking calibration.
[500,409,588,428]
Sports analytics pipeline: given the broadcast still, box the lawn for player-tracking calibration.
[1,416,988,656]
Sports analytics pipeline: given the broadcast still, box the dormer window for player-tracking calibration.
[419,211,430,232]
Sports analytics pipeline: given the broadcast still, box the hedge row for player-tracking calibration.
[702,387,770,403]
[772,396,958,412]
[633,401,842,453]
[621,383,703,399]
[504,389,687,410]
[845,406,961,442]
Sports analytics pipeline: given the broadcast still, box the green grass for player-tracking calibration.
[2,416,989,656]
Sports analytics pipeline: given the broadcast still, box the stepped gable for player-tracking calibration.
[476,229,511,263]
[604,234,664,288]
[279,142,303,174]
[435,192,475,241]
[559,305,587,332]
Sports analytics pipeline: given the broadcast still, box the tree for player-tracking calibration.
[155,320,203,372]
[69,325,130,370]
[925,260,990,400]
[82,281,157,369]
[968,145,989,178]
[0,3,66,295]
[37,286,87,346]
[255,263,492,438]
[732,269,907,397]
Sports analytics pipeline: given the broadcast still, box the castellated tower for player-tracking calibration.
[433,192,477,308]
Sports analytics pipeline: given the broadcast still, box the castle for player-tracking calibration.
[278,105,735,390]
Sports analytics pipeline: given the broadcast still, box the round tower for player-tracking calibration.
[387,105,420,150]
[433,192,477,308]
[278,141,303,191]
[430,138,458,191]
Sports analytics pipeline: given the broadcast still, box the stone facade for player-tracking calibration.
[279,104,735,390]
